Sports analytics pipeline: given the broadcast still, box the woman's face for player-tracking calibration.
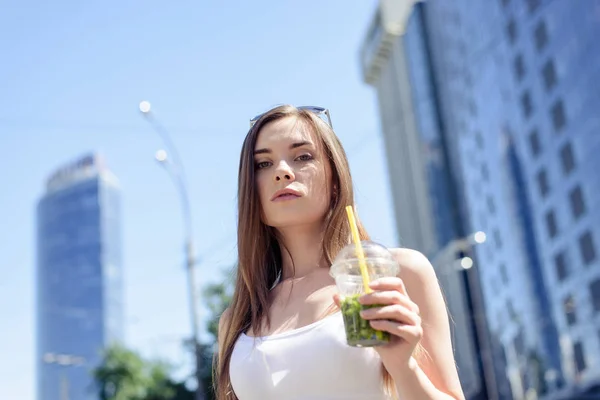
[254,116,332,229]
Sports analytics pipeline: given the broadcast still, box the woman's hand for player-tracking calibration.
[334,276,423,370]
[361,277,423,370]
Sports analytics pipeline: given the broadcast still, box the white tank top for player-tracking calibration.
[229,311,394,399]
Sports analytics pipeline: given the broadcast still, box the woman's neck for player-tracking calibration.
[276,224,327,281]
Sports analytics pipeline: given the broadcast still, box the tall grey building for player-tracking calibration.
[360,2,497,399]
[37,154,123,400]
[361,0,600,399]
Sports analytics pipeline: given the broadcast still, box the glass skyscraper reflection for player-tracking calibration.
[36,154,123,400]
[361,0,600,399]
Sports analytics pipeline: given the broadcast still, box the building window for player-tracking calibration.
[537,169,550,197]
[529,129,541,156]
[507,300,517,322]
[473,181,482,198]
[494,229,503,249]
[458,118,467,134]
[560,142,575,175]
[476,131,484,149]
[569,185,586,219]
[497,309,504,327]
[514,53,525,81]
[554,250,568,281]
[542,59,557,91]
[457,41,467,57]
[590,279,600,313]
[500,264,509,285]
[573,342,586,373]
[545,210,558,239]
[487,195,496,214]
[527,0,541,13]
[534,20,548,51]
[507,18,518,44]
[579,231,597,265]
[479,212,488,230]
[482,164,490,182]
[551,100,566,132]
[521,91,533,118]
[469,99,478,116]
[514,328,526,356]
[563,295,577,326]
[465,72,473,88]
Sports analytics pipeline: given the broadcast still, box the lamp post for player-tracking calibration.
[139,101,203,400]
[432,231,499,400]
[42,352,86,400]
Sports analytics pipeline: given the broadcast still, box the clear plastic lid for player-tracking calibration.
[330,241,399,279]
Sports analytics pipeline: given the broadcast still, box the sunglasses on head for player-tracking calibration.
[249,106,333,128]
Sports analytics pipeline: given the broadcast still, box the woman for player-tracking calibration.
[215,105,465,399]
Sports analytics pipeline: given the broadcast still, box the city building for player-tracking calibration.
[360,2,497,399]
[494,0,600,397]
[360,0,600,399]
[36,153,123,400]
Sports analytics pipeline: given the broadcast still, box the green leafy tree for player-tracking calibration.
[198,269,234,400]
[92,343,193,400]
[93,268,234,400]
[204,278,233,342]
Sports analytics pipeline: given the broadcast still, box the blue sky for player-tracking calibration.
[0,1,399,398]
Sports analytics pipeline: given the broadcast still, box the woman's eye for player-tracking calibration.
[296,154,313,162]
[256,161,271,170]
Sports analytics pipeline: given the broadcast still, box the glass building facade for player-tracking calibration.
[36,154,123,400]
[361,0,600,398]
[360,3,494,399]
[497,0,600,396]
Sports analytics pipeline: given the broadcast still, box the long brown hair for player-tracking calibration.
[215,105,394,399]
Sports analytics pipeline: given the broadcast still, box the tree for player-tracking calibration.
[197,269,234,400]
[203,278,233,342]
[92,343,193,400]
[92,268,234,400]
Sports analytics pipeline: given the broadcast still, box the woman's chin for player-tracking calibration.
[266,216,326,231]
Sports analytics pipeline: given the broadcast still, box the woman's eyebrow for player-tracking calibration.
[254,141,314,155]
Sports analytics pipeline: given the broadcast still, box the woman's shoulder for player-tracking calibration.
[388,247,438,285]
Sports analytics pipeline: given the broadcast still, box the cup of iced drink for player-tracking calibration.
[330,241,400,347]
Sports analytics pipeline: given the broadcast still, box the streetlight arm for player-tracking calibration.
[156,159,195,259]
[144,112,187,181]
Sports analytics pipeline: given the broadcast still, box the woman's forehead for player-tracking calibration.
[255,117,318,148]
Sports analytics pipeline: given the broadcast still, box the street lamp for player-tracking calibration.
[139,101,203,400]
[43,352,86,400]
[431,230,487,269]
[431,231,499,400]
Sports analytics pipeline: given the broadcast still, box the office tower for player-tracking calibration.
[37,154,123,400]
[361,1,600,398]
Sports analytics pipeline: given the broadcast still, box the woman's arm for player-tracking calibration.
[358,248,465,400]
[391,248,465,400]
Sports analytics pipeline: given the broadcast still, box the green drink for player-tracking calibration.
[341,294,390,347]
[330,241,400,348]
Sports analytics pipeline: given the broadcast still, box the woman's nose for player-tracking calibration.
[274,162,295,182]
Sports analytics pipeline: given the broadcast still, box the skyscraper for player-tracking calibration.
[360,3,496,399]
[361,0,600,398]
[36,154,123,400]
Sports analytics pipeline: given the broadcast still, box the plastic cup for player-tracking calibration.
[330,241,400,347]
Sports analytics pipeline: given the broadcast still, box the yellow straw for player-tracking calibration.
[345,205,372,294]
